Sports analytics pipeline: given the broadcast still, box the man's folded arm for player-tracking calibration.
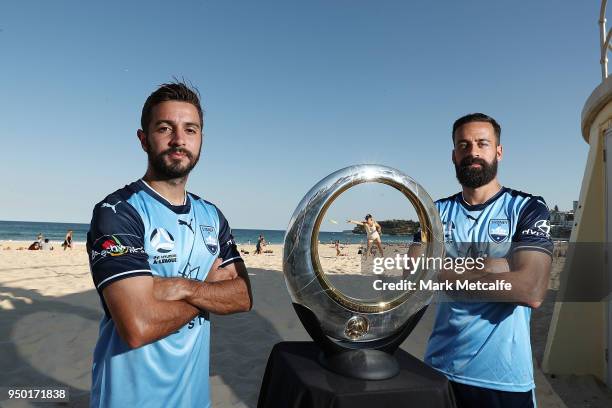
[182,261,252,314]
[102,276,200,349]
[440,250,551,307]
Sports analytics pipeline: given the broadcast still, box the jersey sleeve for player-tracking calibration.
[215,207,243,267]
[511,196,553,257]
[87,198,152,292]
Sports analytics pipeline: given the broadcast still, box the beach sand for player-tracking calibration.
[0,241,609,407]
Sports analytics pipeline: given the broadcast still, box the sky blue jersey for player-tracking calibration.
[86,179,243,408]
[424,187,553,392]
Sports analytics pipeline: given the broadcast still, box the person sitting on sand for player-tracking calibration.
[347,214,384,258]
[61,230,73,250]
[41,238,54,250]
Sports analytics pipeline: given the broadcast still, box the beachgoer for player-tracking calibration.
[41,238,54,250]
[347,214,384,258]
[255,234,265,254]
[62,230,73,250]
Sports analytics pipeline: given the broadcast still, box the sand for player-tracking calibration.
[0,241,610,407]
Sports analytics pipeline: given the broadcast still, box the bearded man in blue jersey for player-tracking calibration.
[86,82,252,407]
[424,113,552,408]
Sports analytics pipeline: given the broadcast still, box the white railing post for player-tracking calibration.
[601,1,609,80]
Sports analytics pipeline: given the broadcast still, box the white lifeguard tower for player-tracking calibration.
[542,1,612,388]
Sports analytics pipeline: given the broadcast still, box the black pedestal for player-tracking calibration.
[257,341,456,408]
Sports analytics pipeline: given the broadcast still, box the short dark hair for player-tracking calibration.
[365,214,372,220]
[141,81,203,133]
[452,113,501,144]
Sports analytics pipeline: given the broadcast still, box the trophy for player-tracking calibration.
[283,164,444,380]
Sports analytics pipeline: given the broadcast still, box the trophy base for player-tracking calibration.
[318,349,400,380]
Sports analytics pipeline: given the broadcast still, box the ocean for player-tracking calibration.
[0,220,413,245]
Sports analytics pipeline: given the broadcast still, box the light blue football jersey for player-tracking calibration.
[424,187,552,392]
[86,179,242,407]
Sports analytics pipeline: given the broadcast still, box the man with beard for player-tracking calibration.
[86,82,252,407]
[423,113,552,408]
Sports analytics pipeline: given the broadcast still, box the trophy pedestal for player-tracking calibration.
[257,341,456,408]
[319,348,399,380]
[292,302,427,381]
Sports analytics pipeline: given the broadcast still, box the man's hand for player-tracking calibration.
[482,257,510,274]
[205,258,238,282]
[185,261,252,314]
[438,256,509,282]
[153,277,190,301]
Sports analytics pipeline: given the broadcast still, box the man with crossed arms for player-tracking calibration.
[87,82,252,407]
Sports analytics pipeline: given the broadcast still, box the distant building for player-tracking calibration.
[549,203,575,238]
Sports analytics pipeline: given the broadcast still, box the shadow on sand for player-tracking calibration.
[0,268,308,408]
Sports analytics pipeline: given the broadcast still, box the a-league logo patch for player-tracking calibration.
[199,225,219,254]
[488,219,510,243]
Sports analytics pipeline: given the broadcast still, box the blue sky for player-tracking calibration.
[0,1,598,229]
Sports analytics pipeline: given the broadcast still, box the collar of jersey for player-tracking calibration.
[138,179,191,214]
[458,186,507,211]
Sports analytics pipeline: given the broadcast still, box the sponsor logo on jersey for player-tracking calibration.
[101,201,122,214]
[178,218,195,233]
[150,228,175,253]
[200,225,219,254]
[90,235,144,261]
[153,253,178,264]
[443,221,456,243]
[521,219,551,238]
[488,219,510,243]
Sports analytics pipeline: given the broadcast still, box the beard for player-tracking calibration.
[455,156,498,188]
[148,145,200,180]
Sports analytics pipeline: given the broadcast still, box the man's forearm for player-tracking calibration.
[440,265,545,306]
[134,300,200,346]
[182,277,251,315]
[108,291,200,349]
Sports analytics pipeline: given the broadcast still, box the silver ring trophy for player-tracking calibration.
[283,164,444,380]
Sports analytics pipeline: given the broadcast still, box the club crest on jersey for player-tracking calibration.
[199,225,218,254]
[488,219,510,243]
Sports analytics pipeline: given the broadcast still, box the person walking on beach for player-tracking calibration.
[423,113,552,408]
[61,230,73,250]
[255,234,265,254]
[86,81,252,408]
[347,214,384,258]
